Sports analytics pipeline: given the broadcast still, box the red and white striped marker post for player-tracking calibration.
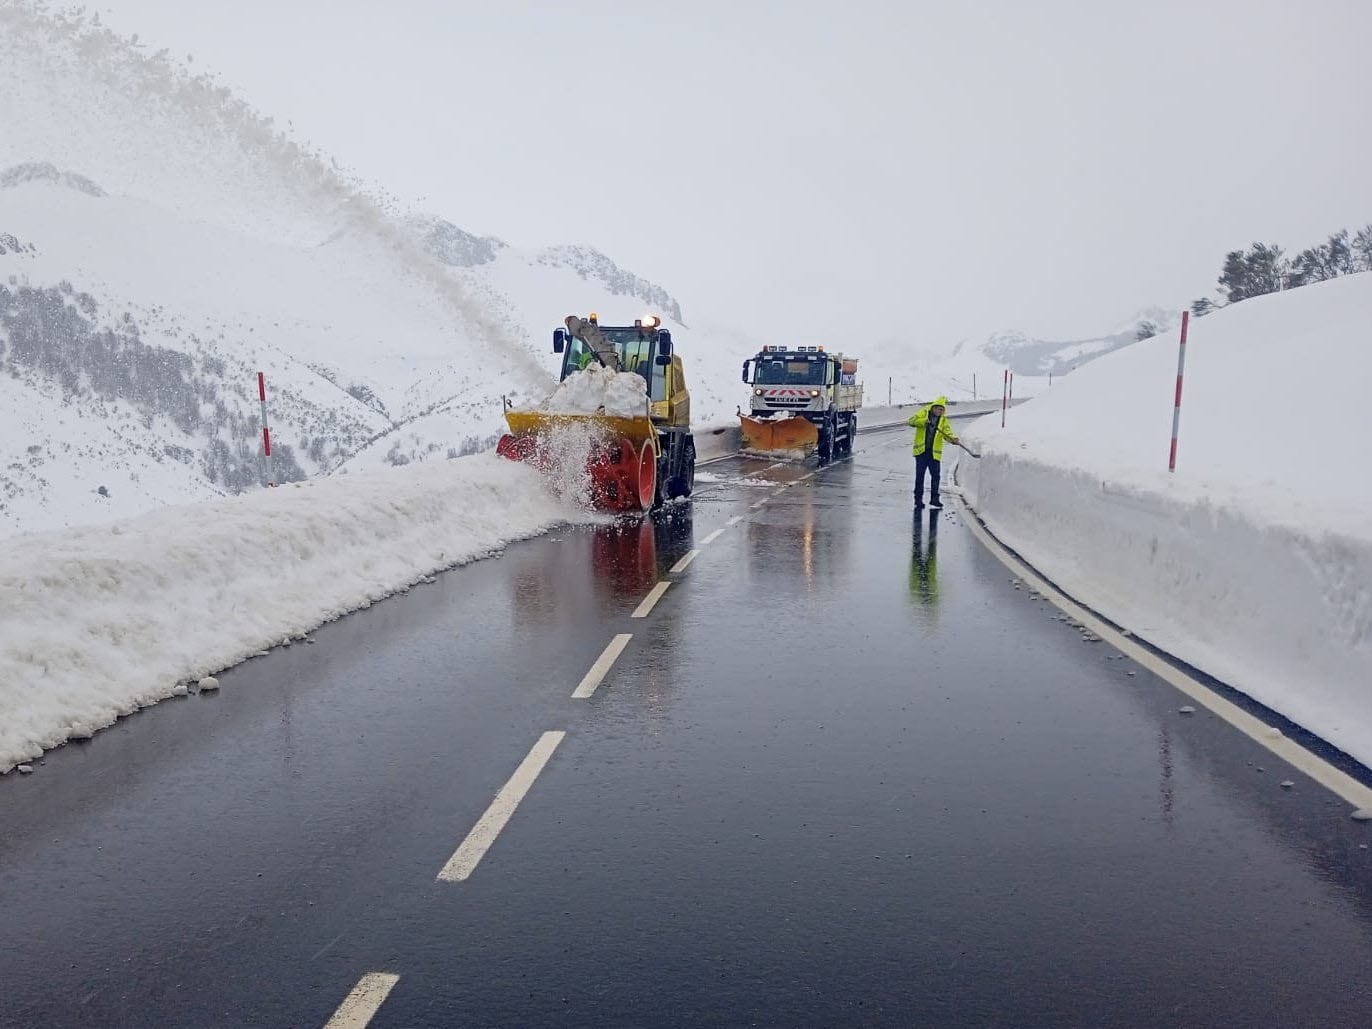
[258,371,276,487]
[1001,369,1009,428]
[1168,311,1189,472]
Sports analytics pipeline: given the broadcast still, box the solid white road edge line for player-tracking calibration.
[437,731,566,882]
[324,973,400,1029]
[631,581,671,619]
[572,634,633,699]
[670,549,700,574]
[699,527,726,546]
[958,502,1372,815]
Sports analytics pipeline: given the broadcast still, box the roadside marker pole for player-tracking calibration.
[1009,371,1014,402]
[258,371,276,487]
[1001,369,1008,428]
[973,373,977,400]
[1168,310,1189,472]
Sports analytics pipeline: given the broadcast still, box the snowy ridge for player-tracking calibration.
[983,306,1180,377]
[0,454,593,773]
[960,273,1372,769]
[0,5,700,532]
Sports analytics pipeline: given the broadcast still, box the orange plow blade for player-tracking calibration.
[739,414,819,455]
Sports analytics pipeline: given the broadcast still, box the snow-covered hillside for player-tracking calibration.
[960,273,1372,768]
[0,7,717,534]
[863,307,1181,404]
[0,3,1167,537]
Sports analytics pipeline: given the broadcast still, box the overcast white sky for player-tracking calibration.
[91,0,1372,348]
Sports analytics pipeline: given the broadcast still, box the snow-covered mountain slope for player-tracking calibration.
[0,3,1173,536]
[863,307,1181,404]
[982,307,1181,376]
[0,7,703,533]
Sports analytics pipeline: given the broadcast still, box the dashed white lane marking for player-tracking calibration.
[572,633,632,699]
[437,731,566,882]
[631,581,671,619]
[727,515,746,526]
[324,973,400,1029]
[699,527,726,546]
[670,549,700,574]
[749,499,768,510]
[959,502,1372,816]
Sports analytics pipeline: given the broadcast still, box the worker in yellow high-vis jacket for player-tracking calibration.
[908,396,959,509]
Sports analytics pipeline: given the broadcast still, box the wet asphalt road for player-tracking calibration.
[2,426,1372,1028]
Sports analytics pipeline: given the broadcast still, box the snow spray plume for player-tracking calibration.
[0,1,552,389]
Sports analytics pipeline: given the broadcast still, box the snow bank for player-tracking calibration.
[0,454,589,773]
[541,365,649,418]
[960,273,1372,767]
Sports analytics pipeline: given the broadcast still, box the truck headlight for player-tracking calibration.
[809,389,820,397]
[754,388,764,396]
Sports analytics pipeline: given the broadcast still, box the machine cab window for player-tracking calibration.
[560,327,667,403]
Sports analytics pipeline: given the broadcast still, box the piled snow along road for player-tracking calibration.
[0,455,591,773]
[540,365,650,418]
[959,273,1372,769]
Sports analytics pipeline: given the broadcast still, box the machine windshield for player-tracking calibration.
[751,355,830,386]
[563,327,667,402]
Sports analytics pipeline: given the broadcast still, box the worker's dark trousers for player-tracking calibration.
[914,453,941,504]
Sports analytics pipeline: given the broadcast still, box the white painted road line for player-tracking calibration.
[437,730,566,882]
[727,515,746,526]
[572,634,632,699]
[959,502,1372,816]
[631,580,671,619]
[670,549,700,574]
[699,527,726,546]
[749,499,768,510]
[324,973,399,1029]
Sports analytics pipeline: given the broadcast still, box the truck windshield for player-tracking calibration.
[752,356,829,386]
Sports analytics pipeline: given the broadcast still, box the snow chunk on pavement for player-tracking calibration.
[0,453,590,772]
[542,365,649,418]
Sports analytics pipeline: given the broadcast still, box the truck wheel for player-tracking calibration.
[818,418,834,462]
[652,455,667,511]
[675,441,696,498]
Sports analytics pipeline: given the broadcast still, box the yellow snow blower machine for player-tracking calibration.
[497,314,695,513]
